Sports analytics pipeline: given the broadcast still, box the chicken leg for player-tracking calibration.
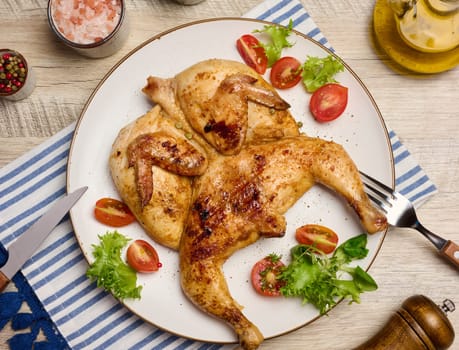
[179,136,387,350]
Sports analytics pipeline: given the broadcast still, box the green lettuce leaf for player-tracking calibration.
[278,234,377,314]
[86,231,142,300]
[334,233,369,264]
[301,55,344,92]
[254,20,294,67]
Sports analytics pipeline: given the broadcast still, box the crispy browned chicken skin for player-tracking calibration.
[109,106,208,249]
[142,59,300,154]
[110,59,387,350]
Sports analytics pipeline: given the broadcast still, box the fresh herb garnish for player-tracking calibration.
[254,20,294,67]
[86,231,142,300]
[301,55,345,92]
[278,234,377,314]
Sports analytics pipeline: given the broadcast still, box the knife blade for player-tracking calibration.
[0,186,88,292]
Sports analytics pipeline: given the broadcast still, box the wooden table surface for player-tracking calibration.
[1,0,458,349]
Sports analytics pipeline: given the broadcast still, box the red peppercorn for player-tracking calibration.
[0,49,31,96]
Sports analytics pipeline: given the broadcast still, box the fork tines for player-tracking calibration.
[358,171,395,211]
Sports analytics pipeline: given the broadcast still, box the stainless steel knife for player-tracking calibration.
[0,186,88,292]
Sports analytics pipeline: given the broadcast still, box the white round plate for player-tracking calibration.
[67,18,394,344]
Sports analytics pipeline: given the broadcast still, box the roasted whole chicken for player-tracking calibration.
[109,59,387,350]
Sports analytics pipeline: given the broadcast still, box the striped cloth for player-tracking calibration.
[0,0,437,349]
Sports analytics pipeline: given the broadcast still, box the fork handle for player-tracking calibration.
[440,240,459,269]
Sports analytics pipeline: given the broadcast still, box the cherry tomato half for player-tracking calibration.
[309,83,348,122]
[270,56,303,89]
[94,198,136,227]
[251,255,285,297]
[295,224,339,254]
[236,34,268,74]
[126,239,162,273]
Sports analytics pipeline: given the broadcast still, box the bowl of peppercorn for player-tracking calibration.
[0,49,36,101]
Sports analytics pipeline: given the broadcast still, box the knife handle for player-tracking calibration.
[441,240,459,269]
[0,270,10,292]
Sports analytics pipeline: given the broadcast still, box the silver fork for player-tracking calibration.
[359,171,459,269]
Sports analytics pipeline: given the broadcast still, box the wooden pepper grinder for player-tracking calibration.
[354,295,455,350]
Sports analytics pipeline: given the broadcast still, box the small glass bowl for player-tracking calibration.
[0,49,36,101]
[47,0,129,58]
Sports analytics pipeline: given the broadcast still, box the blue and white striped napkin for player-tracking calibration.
[0,0,437,349]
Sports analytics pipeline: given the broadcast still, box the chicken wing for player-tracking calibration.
[109,105,208,249]
[142,59,300,155]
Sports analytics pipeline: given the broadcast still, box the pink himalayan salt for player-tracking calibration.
[51,0,122,45]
